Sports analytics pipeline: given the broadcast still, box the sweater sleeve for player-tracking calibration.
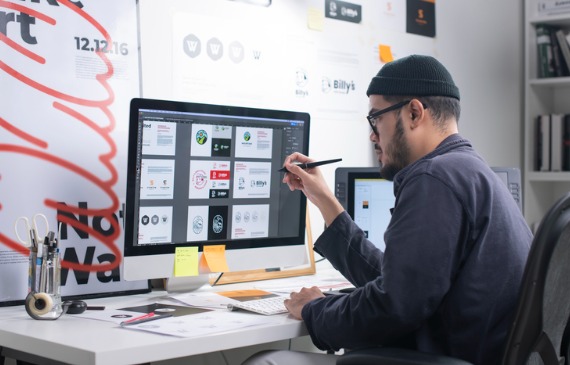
[302,174,467,351]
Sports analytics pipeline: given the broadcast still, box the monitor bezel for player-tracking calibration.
[123,98,310,259]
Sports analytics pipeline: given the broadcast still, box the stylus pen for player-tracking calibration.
[279,158,342,172]
[120,313,173,327]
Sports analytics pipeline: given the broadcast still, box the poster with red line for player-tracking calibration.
[0,0,147,304]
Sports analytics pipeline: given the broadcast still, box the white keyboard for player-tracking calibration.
[227,296,288,315]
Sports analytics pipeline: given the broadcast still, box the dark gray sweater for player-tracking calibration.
[302,134,532,365]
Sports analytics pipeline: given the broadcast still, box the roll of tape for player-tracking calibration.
[25,292,54,318]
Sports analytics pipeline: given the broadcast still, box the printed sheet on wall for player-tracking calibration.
[0,0,149,305]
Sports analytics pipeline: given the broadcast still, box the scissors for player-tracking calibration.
[14,213,49,248]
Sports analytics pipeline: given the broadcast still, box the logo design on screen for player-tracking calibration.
[193,216,203,234]
[213,215,224,234]
[196,130,208,145]
[243,131,251,142]
[192,170,208,190]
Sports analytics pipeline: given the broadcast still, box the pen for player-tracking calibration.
[279,158,342,172]
[121,311,156,325]
[120,313,173,327]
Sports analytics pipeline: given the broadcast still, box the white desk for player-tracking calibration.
[0,262,347,365]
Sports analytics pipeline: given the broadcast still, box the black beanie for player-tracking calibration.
[366,55,460,100]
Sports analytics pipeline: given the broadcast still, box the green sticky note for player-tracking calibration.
[174,247,199,277]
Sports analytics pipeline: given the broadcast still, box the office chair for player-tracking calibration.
[337,191,570,365]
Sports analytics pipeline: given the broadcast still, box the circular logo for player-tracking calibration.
[183,34,201,58]
[196,130,208,145]
[243,131,251,141]
[206,37,224,61]
[213,214,224,234]
[235,211,241,223]
[141,215,150,225]
[244,211,250,223]
[192,170,208,190]
[193,216,203,234]
[151,215,159,225]
[321,77,331,93]
[228,41,245,63]
[296,68,308,87]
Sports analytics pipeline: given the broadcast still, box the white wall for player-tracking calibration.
[436,0,523,168]
[139,0,523,241]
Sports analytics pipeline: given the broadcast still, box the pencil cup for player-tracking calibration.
[25,239,63,320]
[25,291,63,320]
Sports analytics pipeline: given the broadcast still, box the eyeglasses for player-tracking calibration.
[366,100,427,134]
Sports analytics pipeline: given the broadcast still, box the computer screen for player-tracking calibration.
[335,167,394,251]
[123,98,311,281]
[335,166,523,253]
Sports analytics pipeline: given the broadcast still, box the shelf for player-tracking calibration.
[529,13,570,26]
[529,77,570,88]
[526,171,570,182]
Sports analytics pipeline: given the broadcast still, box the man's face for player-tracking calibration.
[368,95,411,181]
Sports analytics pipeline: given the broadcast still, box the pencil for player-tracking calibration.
[279,158,342,172]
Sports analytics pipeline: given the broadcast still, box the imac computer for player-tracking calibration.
[123,98,311,282]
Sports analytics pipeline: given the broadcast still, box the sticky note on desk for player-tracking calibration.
[200,245,230,272]
[174,247,199,277]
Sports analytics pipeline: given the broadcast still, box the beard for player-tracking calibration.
[378,115,411,181]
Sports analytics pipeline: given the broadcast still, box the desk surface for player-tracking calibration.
[0,262,346,365]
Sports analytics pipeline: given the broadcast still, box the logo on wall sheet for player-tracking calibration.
[206,37,224,61]
[321,76,356,94]
[183,34,201,58]
[229,41,245,63]
[295,68,309,98]
[406,0,436,38]
[325,0,362,24]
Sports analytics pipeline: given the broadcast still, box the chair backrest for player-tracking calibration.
[501,192,570,365]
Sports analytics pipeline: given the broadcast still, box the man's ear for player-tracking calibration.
[409,99,426,124]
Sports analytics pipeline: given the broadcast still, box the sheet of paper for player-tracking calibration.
[253,276,353,294]
[122,310,286,338]
[169,291,240,309]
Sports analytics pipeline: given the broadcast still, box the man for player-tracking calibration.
[243,55,532,365]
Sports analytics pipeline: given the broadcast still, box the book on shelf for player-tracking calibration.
[564,115,570,171]
[551,113,563,171]
[536,24,557,78]
[555,29,570,76]
[536,114,551,171]
[551,29,570,76]
[538,0,570,15]
[536,113,570,172]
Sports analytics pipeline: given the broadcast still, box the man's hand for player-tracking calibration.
[284,286,325,319]
[281,152,344,226]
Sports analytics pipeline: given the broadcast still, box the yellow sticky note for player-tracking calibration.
[379,44,394,63]
[307,7,324,31]
[201,245,230,272]
[174,247,199,277]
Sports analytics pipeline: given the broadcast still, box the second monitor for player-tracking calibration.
[335,167,394,251]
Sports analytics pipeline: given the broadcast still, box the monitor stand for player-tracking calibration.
[163,274,210,293]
